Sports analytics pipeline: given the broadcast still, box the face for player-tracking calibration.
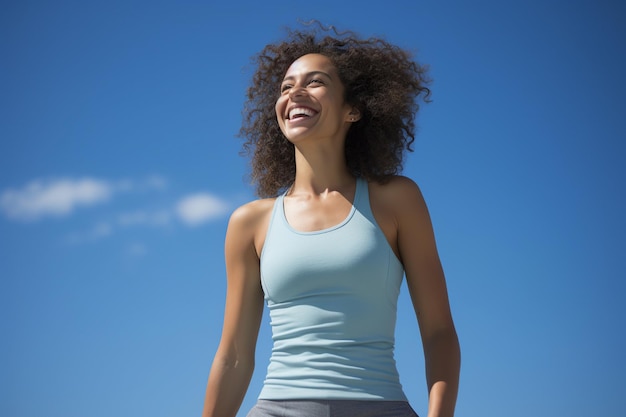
[275,53,359,144]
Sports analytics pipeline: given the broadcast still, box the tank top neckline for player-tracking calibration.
[278,178,364,236]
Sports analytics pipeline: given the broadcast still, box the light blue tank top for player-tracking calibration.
[259,178,407,400]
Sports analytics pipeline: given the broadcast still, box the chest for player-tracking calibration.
[260,208,397,304]
[282,193,354,232]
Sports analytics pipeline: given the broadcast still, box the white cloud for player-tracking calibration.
[0,178,112,221]
[65,192,230,244]
[2,176,232,245]
[0,176,169,222]
[176,193,230,226]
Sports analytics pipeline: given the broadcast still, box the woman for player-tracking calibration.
[202,24,460,417]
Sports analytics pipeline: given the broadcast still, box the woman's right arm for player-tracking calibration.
[201,202,269,417]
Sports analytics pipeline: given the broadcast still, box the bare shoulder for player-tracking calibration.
[366,176,429,261]
[369,175,427,212]
[227,197,276,257]
[229,198,276,227]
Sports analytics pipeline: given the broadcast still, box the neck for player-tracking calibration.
[291,145,354,195]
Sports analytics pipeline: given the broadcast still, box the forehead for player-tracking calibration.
[283,53,338,78]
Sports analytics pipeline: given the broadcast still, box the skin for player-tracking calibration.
[202,53,460,417]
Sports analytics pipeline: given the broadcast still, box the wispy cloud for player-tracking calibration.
[176,193,230,226]
[0,178,112,221]
[0,176,168,222]
[65,221,114,244]
[2,176,233,248]
[115,175,168,193]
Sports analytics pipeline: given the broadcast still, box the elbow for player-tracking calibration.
[213,348,256,374]
[215,355,255,373]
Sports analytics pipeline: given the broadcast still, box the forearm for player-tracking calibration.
[424,327,461,417]
[202,355,255,417]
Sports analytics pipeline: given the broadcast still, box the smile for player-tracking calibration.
[287,106,318,120]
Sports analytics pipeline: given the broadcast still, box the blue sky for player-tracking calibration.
[1,1,624,416]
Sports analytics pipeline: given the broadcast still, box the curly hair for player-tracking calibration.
[240,23,431,197]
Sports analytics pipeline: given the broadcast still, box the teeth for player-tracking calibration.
[288,107,316,119]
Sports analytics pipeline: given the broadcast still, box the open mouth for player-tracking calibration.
[287,106,318,120]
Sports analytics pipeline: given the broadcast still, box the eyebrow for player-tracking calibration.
[281,70,332,82]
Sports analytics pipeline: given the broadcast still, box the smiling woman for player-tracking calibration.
[240,25,431,198]
[275,54,354,151]
[202,23,460,417]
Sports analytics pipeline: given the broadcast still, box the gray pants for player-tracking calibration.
[246,400,419,417]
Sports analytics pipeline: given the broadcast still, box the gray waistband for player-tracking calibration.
[246,400,419,417]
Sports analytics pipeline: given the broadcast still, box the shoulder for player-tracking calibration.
[227,197,277,257]
[366,176,434,263]
[369,175,427,209]
[228,198,276,228]
[369,175,433,233]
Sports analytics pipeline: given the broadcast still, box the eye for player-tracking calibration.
[308,78,324,86]
[280,83,292,93]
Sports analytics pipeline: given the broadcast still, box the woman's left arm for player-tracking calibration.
[392,176,461,417]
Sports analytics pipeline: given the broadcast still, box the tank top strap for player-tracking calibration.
[353,177,374,221]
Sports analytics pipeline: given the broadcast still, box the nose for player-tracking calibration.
[288,84,307,99]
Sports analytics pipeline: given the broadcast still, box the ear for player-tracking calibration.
[346,107,361,123]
